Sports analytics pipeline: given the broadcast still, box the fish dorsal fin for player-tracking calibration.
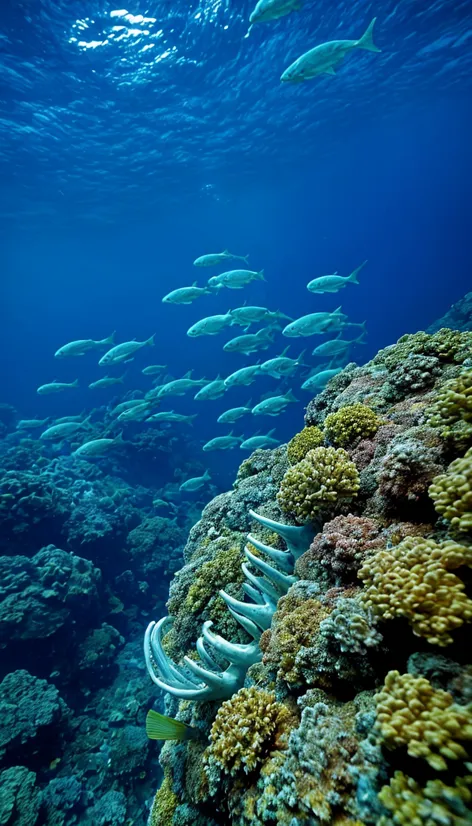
[325,66,336,75]
[267,428,276,437]
[229,429,234,436]
[253,429,261,436]
[333,305,342,314]
[279,345,290,357]
[223,249,229,254]
[192,281,198,287]
[183,370,193,379]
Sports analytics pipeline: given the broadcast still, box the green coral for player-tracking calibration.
[429,447,472,533]
[148,775,179,826]
[378,771,472,826]
[359,537,472,646]
[324,403,382,447]
[287,426,324,465]
[277,447,360,523]
[205,687,291,782]
[375,329,472,367]
[426,369,472,441]
[184,545,245,613]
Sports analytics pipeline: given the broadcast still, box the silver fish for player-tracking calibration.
[217,401,252,424]
[282,306,347,338]
[54,333,115,358]
[99,336,155,366]
[162,283,212,304]
[202,432,244,451]
[89,375,125,389]
[260,347,305,378]
[193,250,249,267]
[37,380,79,395]
[301,367,342,392]
[73,433,124,458]
[223,328,274,355]
[187,314,234,337]
[179,470,211,492]
[240,429,280,450]
[252,389,298,416]
[307,261,367,294]
[194,377,227,401]
[208,269,265,290]
[224,364,262,388]
[147,411,197,425]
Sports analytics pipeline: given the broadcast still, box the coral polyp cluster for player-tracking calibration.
[277,446,360,522]
[324,403,382,447]
[429,446,472,533]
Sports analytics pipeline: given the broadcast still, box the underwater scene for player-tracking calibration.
[1,0,472,824]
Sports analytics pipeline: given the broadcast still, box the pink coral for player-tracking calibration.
[296,515,385,585]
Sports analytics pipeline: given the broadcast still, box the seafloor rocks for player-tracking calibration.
[149,327,472,826]
[0,546,101,648]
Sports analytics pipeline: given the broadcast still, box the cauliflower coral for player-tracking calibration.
[287,426,324,465]
[277,447,360,523]
[324,403,383,447]
[429,447,472,533]
[358,536,472,646]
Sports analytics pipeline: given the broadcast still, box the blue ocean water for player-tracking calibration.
[1,1,472,823]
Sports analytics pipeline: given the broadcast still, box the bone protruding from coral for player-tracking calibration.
[242,564,280,603]
[147,619,200,688]
[246,533,294,573]
[196,636,223,669]
[226,604,263,639]
[244,546,297,594]
[202,621,262,667]
[219,588,276,630]
[249,509,317,559]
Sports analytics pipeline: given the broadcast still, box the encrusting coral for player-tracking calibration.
[358,536,472,646]
[287,425,324,464]
[429,446,472,533]
[205,686,290,781]
[277,446,360,523]
[324,403,383,447]
[378,770,472,826]
[375,670,472,771]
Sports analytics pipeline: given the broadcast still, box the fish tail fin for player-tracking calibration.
[267,428,277,437]
[241,254,250,264]
[358,17,381,52]
[348,259,368,284]
[356,321,368,342]
[146,334,156,347]
[245,398,252,408]
[333,305,343,315]
[204,469,211,479]
[72,379,79,388]
[102,331,116,346]
[146,710,192,741]
[114,431,124,444]
[188,414,198,425]
[256,269,265,281]
[285,389,298,403]
[297,349,306,363]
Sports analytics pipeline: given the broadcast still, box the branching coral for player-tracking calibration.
[324,404,383,448]
[277,447,360,523]
[375,671,472,771]
[378,771,472,826]
[205,687,290,779]
[426,369,472,440]
[358,536,472,646]
[287,426,324,465]
[429,447,472,533]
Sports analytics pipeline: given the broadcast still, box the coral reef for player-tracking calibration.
[378,770,472,825]
[324,403,383,447]
[287,425,324,464]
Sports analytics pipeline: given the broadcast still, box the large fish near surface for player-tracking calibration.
[54,333,115,358]
[37,379,79,395]
[187,313,234,337]
[208,269,265,290]
[281,18,380,83]
[307,261,367,294]
[193,250,249,267]
[99,336,155,366]
[162,283,212,304]
[249,0,302,25]
[223,328,275,355]
[283,307,347,338]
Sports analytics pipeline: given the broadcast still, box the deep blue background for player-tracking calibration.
[1,0,471,485]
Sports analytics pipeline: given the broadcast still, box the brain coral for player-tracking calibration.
[358,536,472,646]
[375,670,472,771]
[277,447,360,523]
[287,426,324,465]
[324,403,383,447]
[205,687,290,782]
[429,447,472,533]
[378,771,472,826]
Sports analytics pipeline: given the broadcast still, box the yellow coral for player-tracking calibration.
[148,775,179,826]
[277,447,360,523]
[378,771,472,826]
[375,671,472,771]
[205,687,290,777]
[287,426,324,465]
[429,447,472,533]
[324,404,382,447]
[358,536,472,646]
[426,369,472,439]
